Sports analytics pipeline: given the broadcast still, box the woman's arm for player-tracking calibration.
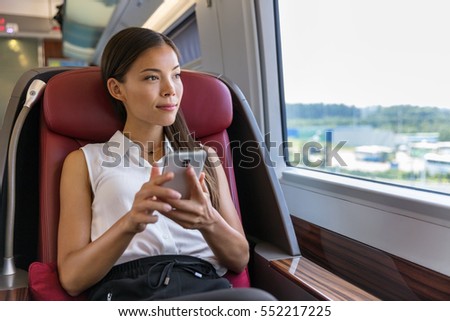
[57,150,180,296]
[199,153,250,273]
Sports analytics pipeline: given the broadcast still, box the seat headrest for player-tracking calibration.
[42,67,233,141]
[43,67,122,142]
[179,70,233,138]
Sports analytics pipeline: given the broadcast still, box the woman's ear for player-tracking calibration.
[107,78,125,101]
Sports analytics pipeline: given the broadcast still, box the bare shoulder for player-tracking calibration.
[64,149,85,164]
[61,149,90,188]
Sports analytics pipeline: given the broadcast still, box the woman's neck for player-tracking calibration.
[122,124,165,161]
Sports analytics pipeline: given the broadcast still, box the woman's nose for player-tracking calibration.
[161,80,176,97]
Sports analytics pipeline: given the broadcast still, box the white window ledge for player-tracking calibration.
[280,167,450,276]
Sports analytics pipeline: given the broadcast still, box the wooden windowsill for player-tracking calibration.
[270,257,380,301]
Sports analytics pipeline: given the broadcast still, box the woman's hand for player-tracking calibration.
[123,165,182,233]
[159,147,249,273]
[161,166,218,231]
[161,163,249,273]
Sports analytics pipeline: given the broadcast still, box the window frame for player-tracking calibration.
[255,0,450,276]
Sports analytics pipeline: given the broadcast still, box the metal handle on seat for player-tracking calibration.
[2,79,46,276]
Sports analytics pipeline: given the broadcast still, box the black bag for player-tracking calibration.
[88,255,231,301]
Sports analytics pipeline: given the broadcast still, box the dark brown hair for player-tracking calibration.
[101,27,219,208]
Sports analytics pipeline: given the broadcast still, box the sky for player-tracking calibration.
[278,0,450,108]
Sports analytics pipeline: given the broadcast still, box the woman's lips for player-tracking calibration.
[156,104,177,111]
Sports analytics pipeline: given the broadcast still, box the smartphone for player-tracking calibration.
[161,150,207,199]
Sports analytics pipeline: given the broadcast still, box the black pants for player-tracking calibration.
[89,255,232,301]
[167,287,277,301]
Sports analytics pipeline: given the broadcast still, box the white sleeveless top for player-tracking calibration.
[81,130,226,275]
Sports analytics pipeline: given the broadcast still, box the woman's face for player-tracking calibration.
[110,44,183,129]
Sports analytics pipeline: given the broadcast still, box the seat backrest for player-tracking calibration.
[38,67,249,291]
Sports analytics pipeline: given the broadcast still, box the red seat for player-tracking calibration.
[31,67,250,300]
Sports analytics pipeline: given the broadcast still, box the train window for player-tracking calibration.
[143,0,199,69]
[166,13,201,69]
[277,0,450,195]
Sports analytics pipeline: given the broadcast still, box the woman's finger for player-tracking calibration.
[135,198,173,214]
[198,172,209,194]
[185,166,205,199]
[134,183,181,203]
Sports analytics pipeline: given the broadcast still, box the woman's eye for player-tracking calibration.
[145,75,158,81]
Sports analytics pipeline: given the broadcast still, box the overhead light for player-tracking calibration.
[142,0,196,32]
